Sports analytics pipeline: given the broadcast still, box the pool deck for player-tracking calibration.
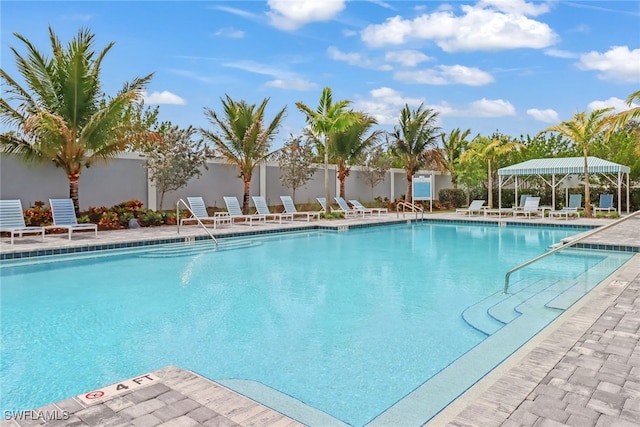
[1,212,639,426]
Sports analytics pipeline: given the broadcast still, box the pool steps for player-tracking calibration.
[135,239,261,258]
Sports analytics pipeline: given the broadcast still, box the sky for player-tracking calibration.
[2,0,639,149]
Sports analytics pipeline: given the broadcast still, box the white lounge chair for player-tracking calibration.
[47,198,98,239]
[349,199,388,216]
[0,199,45,244]
[513,196,541,218]
[334,197,366,217]
[549,207,580,220]
[181,197,231,229]
[594,194,615,213]
[252,196,293,224]
[223,196,266,226]
[456,200,485,216]
[280,196,321,221]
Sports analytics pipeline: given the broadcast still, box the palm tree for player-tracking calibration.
[460,135,524,209]
[328,112,383,199]
[432,128,472,189]
[612,90,640,157]
[296,87,358,214]
[201,95,286,214]
[0,26,156,212]
[390,104,441,202]
[541,109,614,217]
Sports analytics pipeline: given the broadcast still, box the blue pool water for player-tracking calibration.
[0,223,633,425]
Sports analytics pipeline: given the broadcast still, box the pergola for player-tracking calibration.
[497,156,631,213]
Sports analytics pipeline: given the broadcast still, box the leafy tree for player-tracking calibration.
[276,134,316,203]
[296,87,358,214]
[141,124,209,210]
[460,134,525,208]
[390,104,441,202]
[432,128,471,189]
[201,95,286,214]
[0,26,157,212]
[591,121,640,182]
[541,109,614,217]
[360,144,392,199]
[328,112,383,199]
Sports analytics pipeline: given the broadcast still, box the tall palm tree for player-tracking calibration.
[541,108,614,217]
[296,87,358,214]
[201,95,286,214]
[328,112,383,199]
[460,135,524,209]
[390,104,441,202]
[612,90,640,157]
[432,128,472,189]
[0,26,156,212]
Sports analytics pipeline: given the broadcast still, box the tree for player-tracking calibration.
[276,134,316,203]
[611,90,640,157]
[0,26,157,212]
[360,144,392,200]
[141,124,209,210]
[200,95,286,214]
[460,134,525,209]
[328,112,383,199]
[432,128,471,189]
[296,87,358,214]
[541,109,614,217]
[390,104,441,202]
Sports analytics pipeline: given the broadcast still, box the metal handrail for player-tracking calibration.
[504,210,639,294]
[396,201,424,220]
[176,199,218,246]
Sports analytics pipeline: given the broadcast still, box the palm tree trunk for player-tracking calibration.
[487,158,493,209]
[406,171,413,203]
[243,177,251,214]
[68,173,80,213]
[324,137,330,214]
[583,150,592,217]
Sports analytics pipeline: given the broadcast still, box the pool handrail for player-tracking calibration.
[396,201,424,220]
[176,198,218,246]
[504,210,639,294]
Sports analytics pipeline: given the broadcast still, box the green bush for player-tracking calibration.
[438,189,466,208]
[138,209,164,226]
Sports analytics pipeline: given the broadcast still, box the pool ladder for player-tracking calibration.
[396,201,424,220]
[175,199,218,246]
[504,210,639,294]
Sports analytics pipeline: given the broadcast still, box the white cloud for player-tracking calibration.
[63,14,92,21]
[544,49,578,59]
[588,97,639,113]
[468,98,516,117]
[143,91,186,105]
[384,50,433,67]
[394,65,494,86]
[361,1,557,52]
[577,46,640,83]
[265,78,317,91]
[211,5,261,21]
[213,27,245,38]
[353,87,425,125]
[267,0,346,30]
[527,108,559,123]
[326,46,392,71]
[223,60,316,91]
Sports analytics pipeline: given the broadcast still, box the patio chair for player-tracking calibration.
[548,207,580,220]
[512,194,531,211]
[223,196,266,226]
[181,197,232,229]
[349,199,388,216]
[513,196,541,218]
[0,199,45,244]
[333,197,365,217]
[594,194,615,213]
[456,200,485,216]
[47,198,98,239]
[567,194,583,210]
[252,196,293,224]
[280,196,321,222]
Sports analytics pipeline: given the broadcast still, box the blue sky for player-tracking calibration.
[2,1,639,148]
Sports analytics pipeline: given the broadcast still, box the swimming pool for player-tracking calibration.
[0,222,633,425]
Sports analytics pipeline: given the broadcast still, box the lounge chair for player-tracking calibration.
[252,196,293,224]
[223,196,266,226]
[513,194,531,211]
[567,194,583,210]
[548,207,579,220]
[513,196,541,218]
[0,199,45,244]
[456,200,485,216]
[181,197,231,229]
[334,197,366,217]
[349,199,388,216]
[594,194,615,213]
[280,196,321,221]
[47,198,98,239]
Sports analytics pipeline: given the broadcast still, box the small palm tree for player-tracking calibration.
[390,104,441,202]
[0,26,156,212]
[296,87,358,214]
[201,95,286,214]
[328,112,383,199]
[541,109,614,217]
[460,135,525,209]
[432,128,472,189]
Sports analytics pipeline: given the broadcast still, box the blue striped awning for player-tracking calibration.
[498,157,630,176]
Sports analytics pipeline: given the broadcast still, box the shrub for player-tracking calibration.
[98,211,120,230]
[23,201,52,226]
[438,189,466,208]
[138,209,164,227]
[319,211,344,219]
